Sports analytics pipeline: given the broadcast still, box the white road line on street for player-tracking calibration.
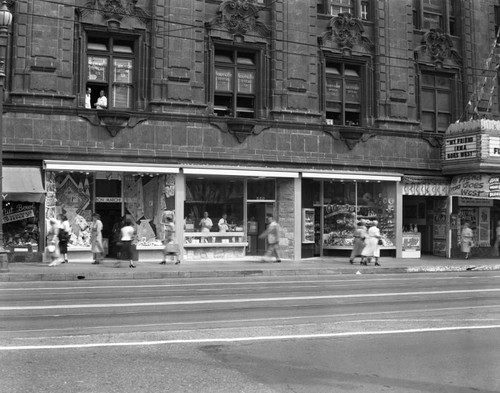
[1,288,499,311]
[4,304,500,334]
[1,325,499,351]
[0,274,494,292]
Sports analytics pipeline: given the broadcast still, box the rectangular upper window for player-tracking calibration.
[85,35,136,110]
[421,72,455,133]
[318,0,370,21]
[413,0,458,36]
[213,47,260,119]
[324,61,364,126]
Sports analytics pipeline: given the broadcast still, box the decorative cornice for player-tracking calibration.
[79,110,147,137]
[324,126,374,150]
[79,0,150,26]
[421,132,443,148]
[210,118,268,143]
[206,0,270,38]
[320,13,373,51]
[414,29,462,65]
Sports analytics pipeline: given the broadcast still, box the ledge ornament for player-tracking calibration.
[324,126,374,150]
[79,0,150,25]
[210,118,269,143]
[420,132,443,148]
[320,13,373,52]
[79,111,147,137]
[414,29,461,65]
[206,0,270,38]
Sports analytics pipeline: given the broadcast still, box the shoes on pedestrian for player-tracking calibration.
[159,261,166,265]
[91,261,99,265]
[129,264,136,268]
[62,259,68,264]
[374,262,381,266]
[175,260,180,265]
[274,259,281,263]
[349,260,354,265]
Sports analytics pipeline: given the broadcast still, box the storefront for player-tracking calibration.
[2,166,45,262]
[43,161,299,262]
[44,160,179,262]
[300,171,402,258]
[401,176,450,257]
[442,119,500,258]
[181,168,298,261]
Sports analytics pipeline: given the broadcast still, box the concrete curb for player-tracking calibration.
[1,264,499,282]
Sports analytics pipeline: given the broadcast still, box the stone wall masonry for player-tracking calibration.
[2,113,442,173]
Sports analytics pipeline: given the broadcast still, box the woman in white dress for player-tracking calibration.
[361,220,382,266]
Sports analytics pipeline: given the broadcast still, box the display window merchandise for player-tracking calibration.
[2,201,40,252]
[45,171,176,257]
[320,180,396,252]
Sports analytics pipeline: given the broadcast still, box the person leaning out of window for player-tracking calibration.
[95,90,107,110]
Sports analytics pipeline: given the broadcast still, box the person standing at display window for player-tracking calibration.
[260,214,281,263]
[349,220,367,265]
[95,90,107,109]
[361,220,382,266]
[116,218,136,268]
[494,220,500,257]
[199,211,213,242]
[57,214,71,264]
[218,213,229,232]
[460,221,474,260]
[47,218,61,266]
[90,213,104,264]
[160,211,180,265]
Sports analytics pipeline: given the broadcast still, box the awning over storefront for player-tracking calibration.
[302,171,402,182]
[450,174,500,199]
[183,167,299,178]
[44,160,179,174]
[402,175,450,196]
[2,167,45,202]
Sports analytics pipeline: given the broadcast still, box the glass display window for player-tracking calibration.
[185,178,244,232]
[323,180,396,249]
[2,202,40,251]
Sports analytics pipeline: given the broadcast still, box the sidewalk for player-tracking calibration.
[1,255,500,282]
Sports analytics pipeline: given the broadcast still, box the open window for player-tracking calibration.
[85,35,136,110]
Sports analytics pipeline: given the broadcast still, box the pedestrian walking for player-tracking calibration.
[90,213,104,264]
[116,218,136,268]
[349,220,367,265]
[494,220,500,257]
[460,221,474,260]
[361,220,382,266]
[57,214,71,264]
[160,211,180,265]
[260,214,281,263]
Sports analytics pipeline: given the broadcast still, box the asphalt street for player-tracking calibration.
[0,271,499,392]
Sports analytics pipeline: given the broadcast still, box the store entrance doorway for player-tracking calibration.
[95,178,122,258]
[246,202,274,256]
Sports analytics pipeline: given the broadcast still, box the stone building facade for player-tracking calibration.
[3,0,500,262]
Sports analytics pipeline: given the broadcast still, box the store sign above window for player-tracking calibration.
[449,174,500,199]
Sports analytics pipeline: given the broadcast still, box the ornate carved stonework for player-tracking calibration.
[414,29,461,64]
[321,13,373,51]
[210,118,268,143]
[324,126,374,150]
[80,0,150,25]
[206,0,270,38]
[79,111,147,137]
